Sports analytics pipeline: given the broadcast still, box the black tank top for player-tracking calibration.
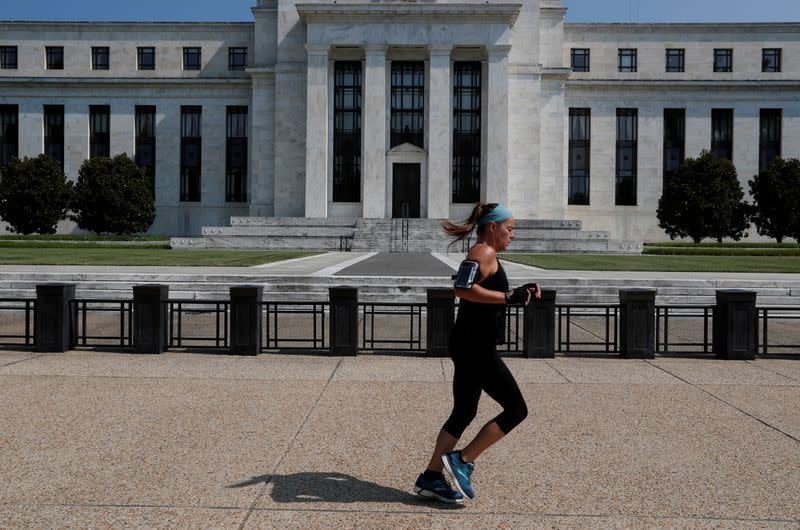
[452,258,509,348]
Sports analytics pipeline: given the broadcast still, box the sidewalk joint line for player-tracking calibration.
[746,360,800,383]
[543,359,572,383]
[0,353,49,369]
[645,360,800,444]
[237,357,344,530]
[440,358,446,382]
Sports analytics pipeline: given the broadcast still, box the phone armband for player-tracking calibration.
[454,260,480,289]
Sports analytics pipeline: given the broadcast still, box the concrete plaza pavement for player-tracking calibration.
[1,349,799,528]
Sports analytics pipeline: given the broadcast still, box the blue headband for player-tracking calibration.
[477,204,513,226]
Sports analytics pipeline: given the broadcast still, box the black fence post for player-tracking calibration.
[230,286,263,356]
[426,288,455,357]
[133,284,168,354]
[35,283,75,352]
[523,289,556,358]
[619,288,656,359]
[713,290,757,360]
[330,287,358,356]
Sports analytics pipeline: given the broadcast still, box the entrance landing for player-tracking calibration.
[334,252,454,277]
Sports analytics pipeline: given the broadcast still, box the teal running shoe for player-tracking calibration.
[413,474,464,504]
[442,451,475,499]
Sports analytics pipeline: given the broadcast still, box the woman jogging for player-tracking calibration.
[413,203,540,503]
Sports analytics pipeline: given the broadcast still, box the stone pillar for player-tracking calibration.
[249,70,276,217]
[523,289,556,358]
[362,45,387,218]
[619,289,656,359]
[304,45,329,218]
[133,285,169,354]
[427,46,452,219]
[230,286,263,356]
[713,290,757,360]
[484,45,510,206]
[329,287,358,356]
[35,284,75,353]
[426,288,455,357]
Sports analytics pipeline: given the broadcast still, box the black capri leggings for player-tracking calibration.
[442,348,528,438]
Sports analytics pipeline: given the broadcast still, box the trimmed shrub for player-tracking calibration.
[0,155,73,234]
[71,154,156,235]
[749,157,800,243]
[657,150,749,243]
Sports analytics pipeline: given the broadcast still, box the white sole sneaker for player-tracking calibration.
[412,485,463,504]
[441,454,468,498]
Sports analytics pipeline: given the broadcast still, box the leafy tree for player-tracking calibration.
[657,150,749,243]
[70,154,155,235]
[0,155,73,234]
[749,157,800,243]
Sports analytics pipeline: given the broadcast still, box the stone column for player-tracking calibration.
[304,45,329,218]
[484,45,510,206]
[249,70,276,217]
[427,46,452,219]
[362,45,387,218]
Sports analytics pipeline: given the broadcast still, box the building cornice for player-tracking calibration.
[296,3,522,28]
[0,77,252,89]
[566,78,800,90]
[564,22,800,32]
[0,21,253,31]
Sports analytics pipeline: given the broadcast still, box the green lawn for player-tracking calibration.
[502,253,800,273]
[0,248,319,266]
[0,234,169,241]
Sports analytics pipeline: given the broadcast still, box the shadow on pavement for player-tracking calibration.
[228,471,464,509]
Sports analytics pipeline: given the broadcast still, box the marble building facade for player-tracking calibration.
[0,0,798,242]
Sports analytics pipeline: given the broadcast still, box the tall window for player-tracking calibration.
[183,47,201,71]
[571,48,590,72]
[92,46,109,70]
[711,109,733,161]
[452,61,481,203]
[135,105,156,194]
[0,46,17,69]
[665,48,684,72]
[46,46,64,70]
[618,49,637,72]
[228,47,247,71]
[759,109,782,172]
[663,109,685,184]
[0,105,18,172]
[616,108,637,206]
[333,61,362,202]
[44,105,64,168]
[568,108,590,205]
[137,47,155,70]
[89,105,110,158]
[180,106,202,202]
[762,48,781,72]
[714,48,732,72]
[390,61,424,148]
[226,106,248,202]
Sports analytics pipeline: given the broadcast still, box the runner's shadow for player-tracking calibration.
[228,471,463,509]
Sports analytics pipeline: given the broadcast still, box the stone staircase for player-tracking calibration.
[171,217,639,254]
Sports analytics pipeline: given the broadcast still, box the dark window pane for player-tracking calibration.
[663,108,685,184]
[92,47,109,70]
[137,47,155,70]
[665,48,684,72]
[46,46,64,70]
[390,61,424,148]
[711,108,733,161]
[1,46,18,69]
[762,48,781,72]
[43,105,64,168]
[571,48,590,72]
[183,47,201,71]
[453,62,481,203]
[228,47,247,71]
[618,49,637,72]
[568,108,590,205]
[616,108,637,205]
[135,105,156,195]
[89,105,110,159]
[759,108,782,172]
[0,105,19,172]
[333,61,362,202]
[180,106,201,201]
[226,106,248,202]
[714,48,732,72]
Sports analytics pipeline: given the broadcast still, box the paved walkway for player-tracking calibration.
[1,350,798,528]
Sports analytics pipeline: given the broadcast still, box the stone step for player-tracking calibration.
[229,217,358,227]
[202,226,356,237]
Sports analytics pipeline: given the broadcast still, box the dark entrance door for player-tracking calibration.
[392,163,421,218]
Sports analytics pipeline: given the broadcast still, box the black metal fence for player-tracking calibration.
[2,284,800,359]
